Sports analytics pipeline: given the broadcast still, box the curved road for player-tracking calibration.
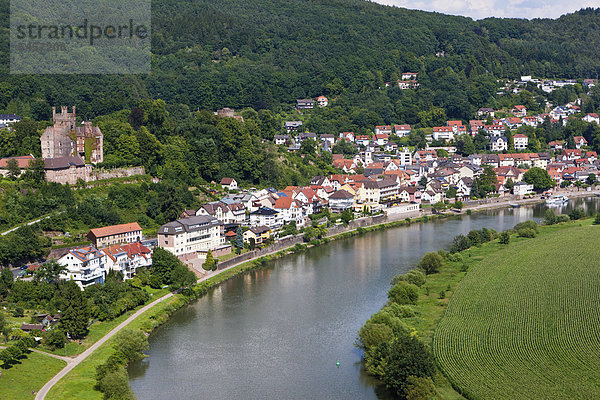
[35,292,174,400]
[35,257,254,399]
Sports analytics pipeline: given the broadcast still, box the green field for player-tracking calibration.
[434,223,600,399]
[0,352,66,400]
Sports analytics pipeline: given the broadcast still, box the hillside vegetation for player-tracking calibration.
[434,223,600,399]
[0,1,600,120]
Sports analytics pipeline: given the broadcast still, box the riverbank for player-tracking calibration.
[38,194,600,399]
[358,216,598,399]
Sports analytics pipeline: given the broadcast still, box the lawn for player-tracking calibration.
[0,352,66,400]
[434,222,600,399]
[45,294,182,400]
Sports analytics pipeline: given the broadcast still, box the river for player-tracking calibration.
[129,197,600,400]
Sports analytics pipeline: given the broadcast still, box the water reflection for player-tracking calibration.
[129,197,600,400]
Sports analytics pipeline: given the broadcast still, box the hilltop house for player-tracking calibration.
[220,177,238,190]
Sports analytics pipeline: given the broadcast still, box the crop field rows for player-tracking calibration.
[434,225,600,399]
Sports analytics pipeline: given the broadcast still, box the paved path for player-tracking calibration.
[35,258,253,400]
[1,213,61,236]
[35,292,173,400]
[0,346,70,363]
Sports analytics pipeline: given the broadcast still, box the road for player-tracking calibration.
[35,258,252,400]
[35,292,174,400]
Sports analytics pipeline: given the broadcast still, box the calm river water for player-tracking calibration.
[129,196,600,400]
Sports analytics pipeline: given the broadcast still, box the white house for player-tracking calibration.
[573,136,588,149]
[273,196,307,227]
[316,96,328,108]
[328,189,355,212]
[58,247,106,289]
[375,125,392,135]
[220,177,238,190]
[249,207,282,229]
[489,136,508,152]
[374,133,389,146]
[158,215,224,257]
[397,147,412,166]
[102,242,152,280]
[394,125,411,137]
[0,114,21,126]
[432,126,454,141]
[513,181,534,196]
[513,134,529,150]
[583,113,600,125]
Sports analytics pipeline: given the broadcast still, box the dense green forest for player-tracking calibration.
[0,0,599,120]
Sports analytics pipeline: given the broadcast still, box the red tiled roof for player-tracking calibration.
[89,222,142,239]
[0,155,35,168]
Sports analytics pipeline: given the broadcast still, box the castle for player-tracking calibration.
[41,106,103,164]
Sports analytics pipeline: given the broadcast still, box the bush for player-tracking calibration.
[569,207,585,220]
[358,322,394,350]
[557,215,570,223]
[388,282,419,305]
[13,307,24,317]
[450,234,471,253]
[45,329,66,350]
[384,303,418,318]
[594,213,600,225]
[418,252,443,275]
[544,209,558,225]
[404,376,437,400]
[447,253,463,263]
[97,368,135,400]
[513,220,538,233]
[499,231,510,244]
[518,228,536,238]
[391,270,426,287]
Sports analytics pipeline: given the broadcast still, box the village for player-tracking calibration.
[2,90,600,302]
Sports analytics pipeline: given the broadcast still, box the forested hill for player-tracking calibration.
[0,0,600,120]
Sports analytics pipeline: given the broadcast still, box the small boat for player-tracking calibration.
[509,204,520,208]
[545,195,569,206]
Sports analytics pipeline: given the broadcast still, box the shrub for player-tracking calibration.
[388,282,419,305]
[392,270,426,287]
[518,228,536,238]
[557,215,570,223]
[98,368,135,400]
[513,220,538,233]
[405,270,426,287]
[45,329,66,350]
[418,252,443,275]
[569,207,585,220]
[13,307,24,317]
[499,231,510,244]
[384,303,418,318]
[358,322,394,350]
[404,376,437,400]
[544,209,558,225]
[447,252,463,263]
[450,234,471,253]
[594,213,600,225]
